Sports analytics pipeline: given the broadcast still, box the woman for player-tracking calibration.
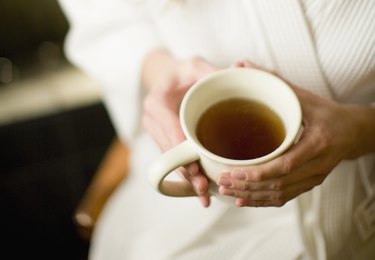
[58,0,375,259]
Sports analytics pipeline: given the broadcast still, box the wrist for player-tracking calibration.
[141,49,176,90]
[344,104,375,159]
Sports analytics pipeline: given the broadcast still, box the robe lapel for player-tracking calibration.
[252,0,333,98]
[150,199,231,259]
[251,1,333,259]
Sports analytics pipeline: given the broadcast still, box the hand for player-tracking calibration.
[217,61,375,207]
[142,51,218,207]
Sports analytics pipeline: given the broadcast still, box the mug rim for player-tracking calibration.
[180,67,302,165]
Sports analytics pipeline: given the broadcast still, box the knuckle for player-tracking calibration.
[271,180,283,191]
[272,192,287,207]
[275,199,286,207]
[316,160,334,176]
[179,167,193,181]
[244,191,252,199]
[244,181,254,190]
[249,169,263,181]
[315,127,333,152]
[273,191,284,201]
[319,165,333,176]
[232,190,240,198]
[281,157,294,175]
[186,163,199,176]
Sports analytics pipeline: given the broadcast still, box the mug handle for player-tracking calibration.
[148,140,200,197]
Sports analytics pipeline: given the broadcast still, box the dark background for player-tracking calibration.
[0,0,69,84]
[0,1,115,259]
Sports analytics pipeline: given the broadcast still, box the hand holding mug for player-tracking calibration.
[218,77,372,207]
[142,54,218,207]
[147,67,303,205]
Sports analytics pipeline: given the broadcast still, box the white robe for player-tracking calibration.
[58,0,375,259]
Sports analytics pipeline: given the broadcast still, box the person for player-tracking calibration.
[58,0,375,259]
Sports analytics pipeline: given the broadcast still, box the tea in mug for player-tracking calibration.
[196,97,285,160]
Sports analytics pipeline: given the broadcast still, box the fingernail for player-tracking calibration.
[193,179,204,195]
[217,176,232,187]
[188,169,196,176]
[219,186,234,196]
[231,169,246,180]
[198,185,205,195]
[188,164,199,176]
[235,199,245,207]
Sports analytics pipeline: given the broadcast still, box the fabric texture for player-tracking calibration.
[58,0,375,259]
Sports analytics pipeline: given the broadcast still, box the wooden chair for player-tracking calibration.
[73,137,130,241]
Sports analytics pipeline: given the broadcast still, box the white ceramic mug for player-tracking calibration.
[148,68,302,204]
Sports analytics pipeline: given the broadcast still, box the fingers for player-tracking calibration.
[219,155,327,192]
[214,59,341,208]
[226,127,320,182]
[144,95,211,205]
[176,163,211,207]
[142,112,175,151]
[233,175,325,207]
[143,93,185,151]
[143,57,218,207]
[143,57,217,152]
[180,163,209,195]
[218,174,324,207]
[216,127,336,207]
[198,195,211,208]
[217,150,333,207]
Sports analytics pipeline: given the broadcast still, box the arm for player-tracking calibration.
[141,50,219,207]
[59,0,219,207]
[58,0,164,141]
[74,138,130,240]
[343,104,375,158]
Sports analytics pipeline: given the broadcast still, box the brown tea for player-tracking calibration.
[196,97,285,160]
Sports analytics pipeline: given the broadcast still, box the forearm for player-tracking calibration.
[345,103,375,159]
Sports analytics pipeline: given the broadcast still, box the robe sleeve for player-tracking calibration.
[58,0,164,142]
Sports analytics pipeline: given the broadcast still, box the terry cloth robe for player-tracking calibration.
[58,0,375,259]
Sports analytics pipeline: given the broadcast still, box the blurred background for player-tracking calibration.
[0,1,119,259]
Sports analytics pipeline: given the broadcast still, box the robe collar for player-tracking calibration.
[252,0,333,99]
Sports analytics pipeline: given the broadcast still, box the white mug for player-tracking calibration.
[148,68,302,204]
